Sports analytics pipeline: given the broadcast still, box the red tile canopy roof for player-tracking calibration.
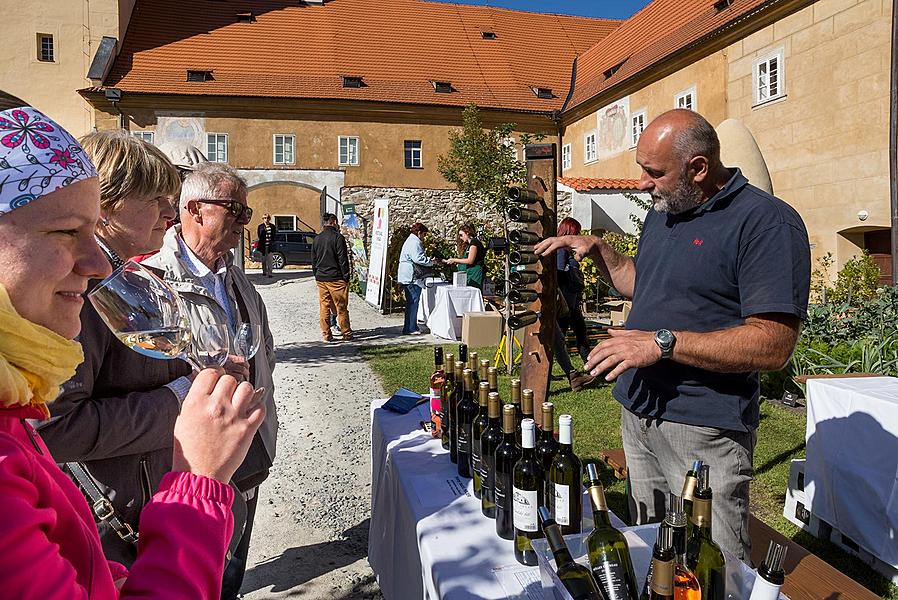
[558,177,641,192]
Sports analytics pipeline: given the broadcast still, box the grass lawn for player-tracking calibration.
[361,342,898,599]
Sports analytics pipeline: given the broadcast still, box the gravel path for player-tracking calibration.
[239,270,430,599]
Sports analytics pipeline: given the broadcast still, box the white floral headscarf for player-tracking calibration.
[0,106,96,216]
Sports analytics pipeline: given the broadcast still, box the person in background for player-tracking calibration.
[257,214,277,278]
[36,129,192,566]
[397,222,440,335]
[0,105,264,598]
[312,212,353,342]
[556,217,592,364]
[145,163,278,599]
[535,109,810,560]
[445,223,485,289]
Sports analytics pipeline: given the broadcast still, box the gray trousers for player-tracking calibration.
[621,406,755,561]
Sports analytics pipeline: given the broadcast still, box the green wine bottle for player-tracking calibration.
[585,463,639,600]
[479,359,490,384]
[480,392,503,518]
[549,414,582,535]
[535,402,559,504]
[513,418,543,565]
[538,506,603,600]
[469,351,480,386]
[685,465,725,600]
[510,379,524,445]
[455,369,479,479]
[681,460,702,526]
[471,381,490,499]
[488,366,499,394]
[649,523,675,600]
[495,404,522,540]
[440,353,455,451]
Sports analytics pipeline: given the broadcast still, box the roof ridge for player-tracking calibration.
[418,0,624,24]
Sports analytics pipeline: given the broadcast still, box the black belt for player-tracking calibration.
[64,462,139,545]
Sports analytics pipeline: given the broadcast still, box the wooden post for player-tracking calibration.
[518,144,557,407]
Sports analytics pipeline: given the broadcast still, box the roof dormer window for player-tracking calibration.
[713,0,732,10]
[531,86,554,99]
[236,12,256,23]
[432,81,453,93]
[481,31,497,40]
[603,59,627,80]
[186,69,213,82]
[342,75,364,88]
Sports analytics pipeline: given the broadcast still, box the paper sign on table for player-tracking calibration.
[492,563,543,600]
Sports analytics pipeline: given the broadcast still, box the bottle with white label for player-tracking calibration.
[513,418,543,565]
[549,414,582,534]
[748,541,787,600]
[585,462,639,599]
[495,404,522,540]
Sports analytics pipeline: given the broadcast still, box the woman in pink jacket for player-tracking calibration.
[0,106,266,598]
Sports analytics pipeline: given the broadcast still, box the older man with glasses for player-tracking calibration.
[144,162,278,600]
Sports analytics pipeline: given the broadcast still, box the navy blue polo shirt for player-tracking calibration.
[613,169,810,432]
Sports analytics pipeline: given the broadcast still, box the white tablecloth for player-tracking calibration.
[805,376,898,567]
[369,398,624,600]
[418,280,450,323]
[426,286,485,340]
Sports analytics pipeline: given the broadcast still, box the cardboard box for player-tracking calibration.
[462,312,503,347]
[452,271,467,287]
[604,300,632,326]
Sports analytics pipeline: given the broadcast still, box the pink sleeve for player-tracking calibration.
[120,472,234,600]
[0,449,91,600]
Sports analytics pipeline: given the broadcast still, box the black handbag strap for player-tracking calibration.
[64,461,139,545]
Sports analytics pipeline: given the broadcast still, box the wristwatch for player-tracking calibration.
[654,329,677,359]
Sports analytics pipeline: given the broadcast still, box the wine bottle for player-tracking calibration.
[549,414,582,535]
[469,351,479,385]
[429,347,446,440]
[513,418,543,565]
[508,289,538,305]
[510,379,524,445]
[488,366,499,394]
[456,369,478,479]
[471,381,490,500]
[508,206,540,223]
[458,343,468,366]
[495,404,522,540]
[685,465,725,600]
[585,463,639,600]
[521,388,535,428]
[681,460,702,526]
[536,402,559,504]
[509,250,539,266]
[509,270,539,286]
[650,523,675,600]
[449,361,464,464]
[508,228,542,244]
[640,527,661,600]
[441,353,455,451]
[748,542,787,600]
[509,311,539,329]
[667,493,701,600]
[507,186,541,205]
[480,359,490,384]
[480,391,503,518]
[538,506,604,600]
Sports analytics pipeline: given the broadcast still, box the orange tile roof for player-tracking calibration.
[104,0,620,112]
[557,177,640,191]
[567,0,772,110]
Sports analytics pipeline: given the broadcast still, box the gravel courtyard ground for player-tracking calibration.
[239,270,429,599]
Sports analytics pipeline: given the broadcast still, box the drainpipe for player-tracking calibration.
[889,0,898,285]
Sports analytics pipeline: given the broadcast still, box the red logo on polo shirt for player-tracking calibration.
[693,238,703,246]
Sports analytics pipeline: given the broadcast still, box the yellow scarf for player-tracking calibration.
[0,284,83,419]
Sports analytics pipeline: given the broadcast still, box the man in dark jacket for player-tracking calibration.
[312,213,353,341]
[257,213,277,278]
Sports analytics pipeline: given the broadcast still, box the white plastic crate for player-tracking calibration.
[782,459,833,540]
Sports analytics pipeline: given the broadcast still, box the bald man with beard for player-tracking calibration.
[536,109,810,562]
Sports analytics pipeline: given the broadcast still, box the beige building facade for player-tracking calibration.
[0,0,135,137]
[561,0,893,273]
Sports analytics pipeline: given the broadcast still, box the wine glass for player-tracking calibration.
[189,323,231,368]
[234,322,262,359]
[89,261,192,361]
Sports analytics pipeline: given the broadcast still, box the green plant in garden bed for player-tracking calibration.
[362,342,897,598]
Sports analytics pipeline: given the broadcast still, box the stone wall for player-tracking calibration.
[341,185,572,238]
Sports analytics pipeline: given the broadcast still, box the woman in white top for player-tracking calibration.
[397,222,439,334]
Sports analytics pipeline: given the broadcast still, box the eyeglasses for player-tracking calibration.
[193,199,253,222]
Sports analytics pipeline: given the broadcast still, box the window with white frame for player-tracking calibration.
[675,87,696,111]
[754,48,785,105]
[584,131,597,163]
[631,110,646,146]
[207,133,228,163]
[273,134,295,165]
[37,34,54,62]
[404,140,422,169]
[274,215,296,231]
[562,144,572,171]
[338,136,359,166]
[132,131,154,145]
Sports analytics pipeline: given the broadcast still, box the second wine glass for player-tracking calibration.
[234,322,262,359]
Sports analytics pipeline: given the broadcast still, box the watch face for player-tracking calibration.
[657,329,674,346]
